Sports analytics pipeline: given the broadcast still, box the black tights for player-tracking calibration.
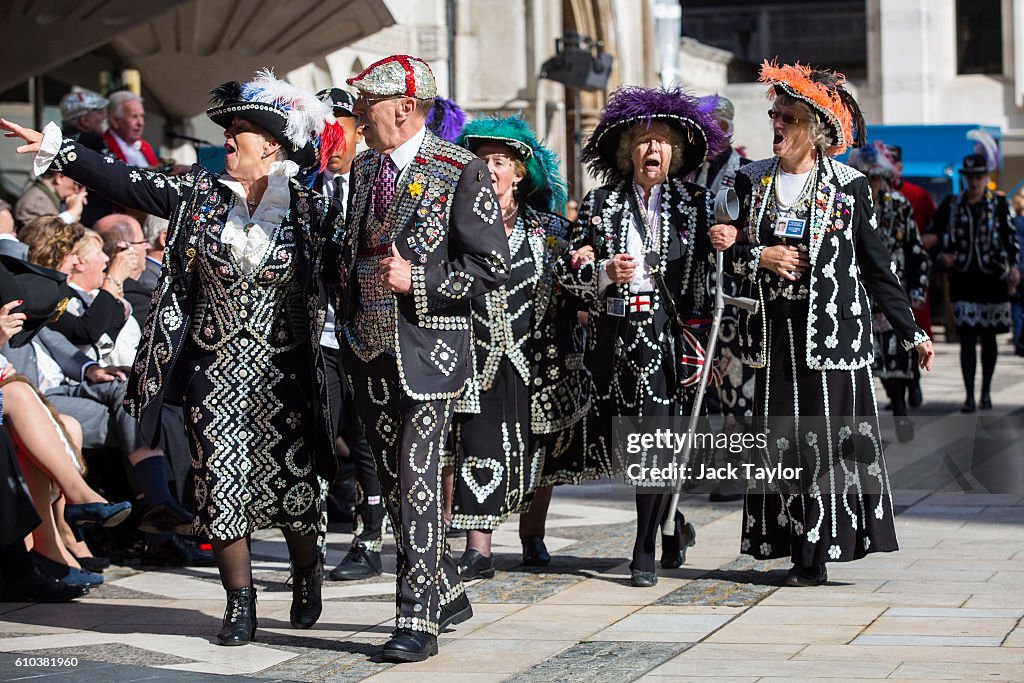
[632,494,681,572]
[881,379,909,417]
[212,530,318,591]
[958,327,998,398]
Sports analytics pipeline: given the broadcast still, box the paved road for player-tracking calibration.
[1,337,1022,681]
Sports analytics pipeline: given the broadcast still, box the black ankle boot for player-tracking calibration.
[217,586,256,646]
[289,559,323,629]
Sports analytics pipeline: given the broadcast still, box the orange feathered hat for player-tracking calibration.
[759,60,865,157]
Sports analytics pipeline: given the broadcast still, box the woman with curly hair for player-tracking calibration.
[18,215,135,347]
[557,87,735,587]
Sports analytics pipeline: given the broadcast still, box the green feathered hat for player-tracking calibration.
[456,115,568,213]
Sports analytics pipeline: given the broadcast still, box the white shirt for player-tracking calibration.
[389,125,427,185]
[320,169,351,216]
[777,169,812,208]
[599,183,663,295]
[218,160,298,273]
[109,129,151,168]
[32,340,66,392]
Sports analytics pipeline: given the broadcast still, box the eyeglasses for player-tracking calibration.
[768,109,803,125]
[356,94,407,107]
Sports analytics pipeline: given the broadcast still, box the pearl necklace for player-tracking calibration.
[773,163,815,212]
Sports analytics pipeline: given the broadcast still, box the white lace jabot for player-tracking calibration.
[218,160,298,273]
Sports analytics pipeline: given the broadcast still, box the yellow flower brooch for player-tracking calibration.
[407,181,423,198]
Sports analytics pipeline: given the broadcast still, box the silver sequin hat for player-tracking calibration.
[346,55,437,99]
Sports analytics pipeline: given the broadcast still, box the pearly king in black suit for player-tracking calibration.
[337,128,510,636]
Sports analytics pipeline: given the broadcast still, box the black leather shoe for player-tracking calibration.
[289,560,323,629]
[961,397,977,413]
[439,591,473,630]
[980,394,992,410]
[138,499,194,535]
[630,569,658,587]
[218,586,257,646]
[329,541,383,581]
[895,417,914,443]
[142,535,216,567]
[0,565,89,602]
[908,381,923,408]
[661,514,696,569]
[64,500,132,528]
[521,536,551,566]
[458,548,495,580]
[381,628,437,662]
[785,564,828,587]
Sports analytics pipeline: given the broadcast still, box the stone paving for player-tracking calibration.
[1,338,1022,681]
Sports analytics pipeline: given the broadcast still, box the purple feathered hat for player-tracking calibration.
[581,86,729,184]
[427,96,466,143]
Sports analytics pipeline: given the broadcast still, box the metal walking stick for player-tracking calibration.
[661,187,758,537]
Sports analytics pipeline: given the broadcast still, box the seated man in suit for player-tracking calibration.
[93,214,151,335]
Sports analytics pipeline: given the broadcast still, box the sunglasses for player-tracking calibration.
[768,109,803,125]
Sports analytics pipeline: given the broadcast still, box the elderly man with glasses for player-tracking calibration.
[336,54,510,662]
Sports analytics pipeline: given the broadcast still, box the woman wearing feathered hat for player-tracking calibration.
[931,142,1020,413]
[724,62,933,586]
[848,141,930,442]
[2,68,346,643]
[448,115,591,577]
[557,86,735,587]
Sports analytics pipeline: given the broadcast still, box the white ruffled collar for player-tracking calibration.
[218,160,298,273]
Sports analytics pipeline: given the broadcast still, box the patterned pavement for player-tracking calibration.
[1,337,1022,681]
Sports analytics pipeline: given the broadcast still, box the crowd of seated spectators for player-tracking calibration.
[0,88,217,603]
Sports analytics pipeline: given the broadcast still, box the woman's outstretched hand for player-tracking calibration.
[0,118,43,154]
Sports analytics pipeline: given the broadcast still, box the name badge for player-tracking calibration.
[606,297,626,317]
[773,216,807,239]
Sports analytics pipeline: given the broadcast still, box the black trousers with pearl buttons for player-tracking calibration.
[341,344,466,636]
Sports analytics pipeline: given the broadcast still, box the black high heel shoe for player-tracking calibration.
[217,586,257,645]
[289,560,323,629]
[64,500,133,528]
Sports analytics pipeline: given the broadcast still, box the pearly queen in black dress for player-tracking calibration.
[451,207,589,528]
[183,163,329,539]
[35,128,341,543]
[727,156,928,567]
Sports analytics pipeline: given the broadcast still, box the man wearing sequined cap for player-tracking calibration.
[337,54,510,662]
